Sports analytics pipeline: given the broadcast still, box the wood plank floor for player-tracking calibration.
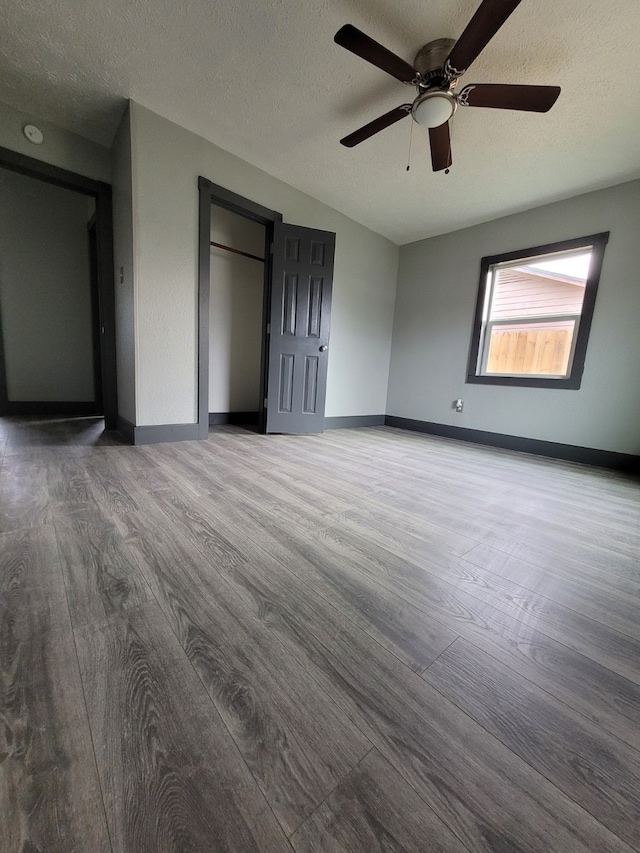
[1,415,639,852]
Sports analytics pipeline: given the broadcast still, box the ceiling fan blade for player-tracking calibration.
[335,24,417,83]
[340,105,411,148]
[458,83,561,112]
[445,0,523,77]
[429,123,452,172]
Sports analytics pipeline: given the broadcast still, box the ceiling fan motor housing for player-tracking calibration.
[413,38,457,87]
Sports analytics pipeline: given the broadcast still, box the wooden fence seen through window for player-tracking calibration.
[486,328,572,376]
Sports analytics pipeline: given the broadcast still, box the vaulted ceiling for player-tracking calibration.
[2,0,640,243]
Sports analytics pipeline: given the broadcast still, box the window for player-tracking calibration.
[467,232,609,389]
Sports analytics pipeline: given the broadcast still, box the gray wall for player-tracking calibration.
[209,207,265,413]
[0,168,95,402]
[0,101,111,183]
[129,102,398,426]
[111,108,137,423]
[387,180,640,455]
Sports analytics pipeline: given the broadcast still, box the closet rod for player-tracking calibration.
[210,241,265,263]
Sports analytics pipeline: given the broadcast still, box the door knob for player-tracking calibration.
[319,345,328,352]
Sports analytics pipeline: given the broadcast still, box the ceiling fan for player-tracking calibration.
[334,0,561,171]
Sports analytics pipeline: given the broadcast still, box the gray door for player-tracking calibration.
[265,222,335,434]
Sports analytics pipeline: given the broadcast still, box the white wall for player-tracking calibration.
[387,180,640,455]
[209,207,265,413]
[129,102,399,426]
[0,101,111,183]
[111,108,137,423]
[0,168,95,402]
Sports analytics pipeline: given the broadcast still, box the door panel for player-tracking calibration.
[303,356,319,413]
[266,222,335,434]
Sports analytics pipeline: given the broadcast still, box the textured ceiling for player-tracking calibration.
[2,0,640,244]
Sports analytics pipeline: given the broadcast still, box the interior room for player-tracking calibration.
[1,0,639,850]
[0,168,100,417]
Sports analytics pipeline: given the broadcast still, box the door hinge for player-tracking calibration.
[266,323,271,334]
[263,397,268,408]
[269,242,274,254]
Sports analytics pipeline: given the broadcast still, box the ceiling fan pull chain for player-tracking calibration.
[406,119,415,172]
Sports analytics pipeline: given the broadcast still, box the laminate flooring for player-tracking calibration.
[1,415,639,852]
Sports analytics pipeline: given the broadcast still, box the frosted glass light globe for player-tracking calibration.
[412,92,456,128]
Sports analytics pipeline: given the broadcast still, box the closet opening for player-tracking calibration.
[209,205,268,431]
[199,179,335,438]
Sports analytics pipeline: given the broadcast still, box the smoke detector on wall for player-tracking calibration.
[23,124,44,145]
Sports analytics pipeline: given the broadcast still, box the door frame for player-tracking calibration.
[197,177,282,439]
[87,214,104,412]
[0,145,118,428]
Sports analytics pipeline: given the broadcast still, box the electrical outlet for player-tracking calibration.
[454,399,464,413]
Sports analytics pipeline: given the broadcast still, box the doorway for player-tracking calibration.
[0,167,98,415]
[198,178,336,438]
[198,179,280,438]
[209,206,267,428]
[0,146,117,429]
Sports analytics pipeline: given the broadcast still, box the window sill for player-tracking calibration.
[466,373,582,390]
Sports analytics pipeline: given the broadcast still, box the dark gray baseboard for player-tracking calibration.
[115,411,637,473]
[134,423,200,445]
[209,413,384,429]
[117,417,200,446]
[116,416,136,444]
[0,400,97,416]
[118,412,384,444]
[384,416,640,473]
[209,411,259,425]
[324,415,385,429]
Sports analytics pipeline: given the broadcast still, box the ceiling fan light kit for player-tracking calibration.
[412,91,457,129]
[334,0,561,171]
